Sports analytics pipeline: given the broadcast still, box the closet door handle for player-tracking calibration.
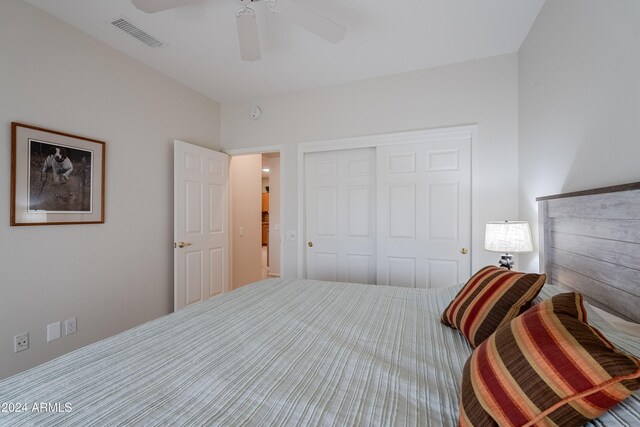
[308,241,314,248]
[460,248,469,255]
[176,241,192,249]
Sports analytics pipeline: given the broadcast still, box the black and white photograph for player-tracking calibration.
[11,122,105,226]
[28,140,93,212]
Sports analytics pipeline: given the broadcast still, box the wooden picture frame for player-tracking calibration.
[11,122,105,226]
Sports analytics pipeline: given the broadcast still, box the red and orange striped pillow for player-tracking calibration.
[441,266,545,347]
[460,292,640,427]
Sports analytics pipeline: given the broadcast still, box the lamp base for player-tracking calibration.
[498,253,514,270]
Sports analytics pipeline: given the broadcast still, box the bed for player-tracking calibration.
[537,181,640,323]
[1,183,639,426]
[1,279,471,426]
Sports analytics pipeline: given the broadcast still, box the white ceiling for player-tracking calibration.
[24,0,545,103]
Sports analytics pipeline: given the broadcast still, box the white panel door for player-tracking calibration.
[174,140,229,311]
[305,148,376,284]
[377,138,471,288]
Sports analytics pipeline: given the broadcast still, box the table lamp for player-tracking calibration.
[484,221,533,270]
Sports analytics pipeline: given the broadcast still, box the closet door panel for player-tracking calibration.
[305,148,376,284]
[377,138,471,288]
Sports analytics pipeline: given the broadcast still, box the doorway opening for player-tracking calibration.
[229,149,282,289]
[261,153,281,279]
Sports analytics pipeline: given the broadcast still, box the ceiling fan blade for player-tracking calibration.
[274,0,345,44]
[236,8,261,62]
[132,0,205,14]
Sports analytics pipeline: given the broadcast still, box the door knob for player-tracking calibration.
[308,241,313,247]
[176,241,192,249]
[460,248,469,255]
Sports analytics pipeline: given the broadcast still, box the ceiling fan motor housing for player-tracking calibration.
[133,0,345,61]
[235,0,261,6]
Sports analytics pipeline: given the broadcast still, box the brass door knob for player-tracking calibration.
[176,242,192,249]
[308,241,313,247]
[460,248,469,255]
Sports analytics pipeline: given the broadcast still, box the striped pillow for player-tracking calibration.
[460,292,640,427]
[441,266,545,347]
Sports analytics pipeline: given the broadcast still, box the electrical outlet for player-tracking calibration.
[65,317,77,336]
[14,333,29,352]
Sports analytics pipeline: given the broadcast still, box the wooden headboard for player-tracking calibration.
[537,182,640,323]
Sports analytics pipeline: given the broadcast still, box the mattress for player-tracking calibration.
[0,279,638,426]
[0,278,471,426]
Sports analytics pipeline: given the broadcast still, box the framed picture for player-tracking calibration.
[11,122,105,226]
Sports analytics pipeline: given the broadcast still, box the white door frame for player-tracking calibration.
[297,124,480,279]
[225,145,286,284]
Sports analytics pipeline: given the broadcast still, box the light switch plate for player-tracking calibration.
[47,322,61,342]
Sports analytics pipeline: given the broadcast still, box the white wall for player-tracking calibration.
[222,54,520,277]
[518,0,640,272]
[0,0,220,379]
[229,154,263,287]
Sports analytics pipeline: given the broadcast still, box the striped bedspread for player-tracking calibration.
[0,279,638,426]
[0,279,471,426]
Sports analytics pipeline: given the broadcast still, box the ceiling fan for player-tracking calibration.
[131,0,346,62]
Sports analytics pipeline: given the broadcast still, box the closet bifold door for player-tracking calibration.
[305,148,377,284]
[376,138,471,289]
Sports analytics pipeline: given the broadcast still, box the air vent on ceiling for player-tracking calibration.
[111,17,164,48]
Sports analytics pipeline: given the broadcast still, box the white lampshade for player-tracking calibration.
[484,221,533,253]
